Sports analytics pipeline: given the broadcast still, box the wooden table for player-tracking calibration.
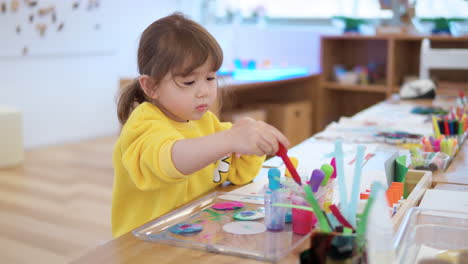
[72,98,468,263]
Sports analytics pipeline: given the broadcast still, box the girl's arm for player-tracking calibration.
[172,117,289,175]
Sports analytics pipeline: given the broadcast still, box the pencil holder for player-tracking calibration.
[300,232,366,264]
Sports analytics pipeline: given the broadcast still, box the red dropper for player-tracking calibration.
[276,143,302,186]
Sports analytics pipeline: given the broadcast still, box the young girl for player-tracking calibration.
[112,13,289,237]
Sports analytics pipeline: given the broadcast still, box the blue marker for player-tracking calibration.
[264,168,286,231]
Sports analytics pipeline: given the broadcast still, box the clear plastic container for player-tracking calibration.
[394,208,468,264]
[132,192,310,262]
[409,151,451,172]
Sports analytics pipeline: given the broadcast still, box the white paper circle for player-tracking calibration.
[222,221,266,235]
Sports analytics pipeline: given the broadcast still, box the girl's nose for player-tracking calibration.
[196,85,209,98]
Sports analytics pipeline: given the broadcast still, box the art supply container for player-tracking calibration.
[395,208,468,264]
[264,190,286,231]
[300,232,364,264]
[292,195,317,235]
[410,152,450,172]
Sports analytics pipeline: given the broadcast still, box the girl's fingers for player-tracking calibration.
[262,123,290,148]
[256,138,274,156]
[260,130,279,154]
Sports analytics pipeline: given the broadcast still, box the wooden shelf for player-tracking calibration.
[322,82,388,93]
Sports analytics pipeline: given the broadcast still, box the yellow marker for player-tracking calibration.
[285,157,298,178]
[447,138,454,156]
[323,201,332,213]
[432,115,441,139]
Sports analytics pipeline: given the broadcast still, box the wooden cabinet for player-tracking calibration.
[219,75,319,147]
[318,35,468,130]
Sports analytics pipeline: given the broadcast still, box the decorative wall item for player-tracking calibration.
[0,0,115,57]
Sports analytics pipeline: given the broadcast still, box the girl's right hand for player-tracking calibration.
[227,117,290,156]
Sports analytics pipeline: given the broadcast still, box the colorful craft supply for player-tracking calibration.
[276,143,302,185]
[348,145,365,226]
[334,140,348,217]
[303,185,332,233]
[320,164,334,186]
[265,168,286,231]
[309,169,325,192]
[329,204,353,230]
[169,223,203,234]
[233,210,264,221]
[330,158,337,179]
[432,115,441,138]
[285,157,299,178]
[212,201,244,211]
[292,195,316,235]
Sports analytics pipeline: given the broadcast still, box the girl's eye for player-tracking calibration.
[207,77,216,81]
[183,81,195,86]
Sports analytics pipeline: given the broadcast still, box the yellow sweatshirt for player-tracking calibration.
[111,102,265,237]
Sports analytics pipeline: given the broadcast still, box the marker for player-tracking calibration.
[309,169,325,192]
[432,116,441,139]
[444,118,450,136]
[320,164,334,186]
[330,157,337,179]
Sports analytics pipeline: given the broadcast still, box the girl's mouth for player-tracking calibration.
[196,104,208,112]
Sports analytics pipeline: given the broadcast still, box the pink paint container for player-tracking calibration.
[292,195,317,235]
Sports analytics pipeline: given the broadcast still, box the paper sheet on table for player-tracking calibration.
[351,102,433,136]
[263,138,377,170]
[314,118,379,143]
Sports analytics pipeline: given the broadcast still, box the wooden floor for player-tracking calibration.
[0,136,117,263]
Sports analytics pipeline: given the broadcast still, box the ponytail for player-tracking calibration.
[117,79,147,126]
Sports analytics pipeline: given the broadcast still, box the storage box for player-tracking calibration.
[262,101,312,147]
[391,170,432,230]
[394,207,468,264]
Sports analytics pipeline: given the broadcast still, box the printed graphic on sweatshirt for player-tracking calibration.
[213,155,230,183]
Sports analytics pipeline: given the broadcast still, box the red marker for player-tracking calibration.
[276,143,302,186]
[444,118,450,136]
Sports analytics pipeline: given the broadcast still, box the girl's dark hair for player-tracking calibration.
[117,12,223,125]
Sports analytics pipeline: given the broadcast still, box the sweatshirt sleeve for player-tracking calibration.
[119,120,189,191]
[207,112,266,185]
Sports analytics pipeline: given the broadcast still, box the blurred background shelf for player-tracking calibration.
[322,82,388,93]
[317,35,468,130]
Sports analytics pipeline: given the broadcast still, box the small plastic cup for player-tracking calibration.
[292,195,317,235]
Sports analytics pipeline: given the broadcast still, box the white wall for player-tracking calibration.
[0,0,187,148]
[0,0,335,149]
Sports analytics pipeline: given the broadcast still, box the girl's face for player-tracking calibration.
[153,60,218,122]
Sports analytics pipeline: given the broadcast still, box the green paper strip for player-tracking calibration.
[272,203,313,211]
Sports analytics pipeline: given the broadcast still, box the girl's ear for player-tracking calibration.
[139,75,158,99]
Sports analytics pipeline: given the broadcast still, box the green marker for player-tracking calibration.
[320,164,334,186]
